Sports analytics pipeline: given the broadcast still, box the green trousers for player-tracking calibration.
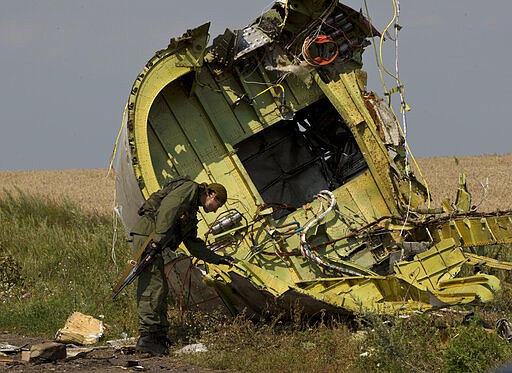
[132,217,170,336]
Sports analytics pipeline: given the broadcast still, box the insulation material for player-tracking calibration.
[113,119,145,232]
[55,312,104,345]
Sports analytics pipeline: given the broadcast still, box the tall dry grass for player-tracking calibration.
[0,153,509,215]
[0,169,115,217]
[415,153,512,212]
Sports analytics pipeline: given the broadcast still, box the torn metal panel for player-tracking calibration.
[234,26,273,59]
[115,0,512,318]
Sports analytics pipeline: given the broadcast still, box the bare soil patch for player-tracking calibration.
[0,333,229,372]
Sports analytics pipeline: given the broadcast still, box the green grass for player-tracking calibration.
[0,190,137,338]
[2,191,512,372]
[443,316,512,373]
[171,311,362,373]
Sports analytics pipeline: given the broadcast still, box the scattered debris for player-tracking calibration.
[0,342,24,354]
[55,311,104,345]
[1,332,216,371]
[106,336,137,355]
[106,337,137,349]
[175,343,208,354]
[65,345,108,359]
[496,319,512,342]
[22,341,66,363]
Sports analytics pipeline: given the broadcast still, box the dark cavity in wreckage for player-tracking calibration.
[112,0,512,319]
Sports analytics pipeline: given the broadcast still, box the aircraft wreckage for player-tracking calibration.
[113,0,512,318]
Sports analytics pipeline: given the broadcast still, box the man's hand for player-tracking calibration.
[219,256,235,267]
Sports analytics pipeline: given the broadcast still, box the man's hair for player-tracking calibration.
[207,183,227,205]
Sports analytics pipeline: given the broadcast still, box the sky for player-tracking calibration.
[1,0,511,171]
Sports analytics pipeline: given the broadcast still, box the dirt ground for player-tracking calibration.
[0,333,231,372]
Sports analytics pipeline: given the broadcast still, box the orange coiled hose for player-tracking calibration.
[302,35,339,66]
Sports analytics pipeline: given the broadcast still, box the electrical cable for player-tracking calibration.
[302,35,339,66]
[111,204,119,270]
[390,0,413,235]
[251,83,285,101]
[366,0,432,215]
[298,190,365,275]
[285,0,336,52]
[108,103,127,177]
[378,0,399,88]
[364,0,389,95]
[108,104,127,270]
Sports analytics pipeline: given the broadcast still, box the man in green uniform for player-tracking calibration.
[130,177,234,356]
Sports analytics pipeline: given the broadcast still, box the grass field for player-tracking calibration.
[0,168,115,216]
[1,153,511,372]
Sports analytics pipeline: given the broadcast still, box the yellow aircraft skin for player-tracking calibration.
[115,0,512,318]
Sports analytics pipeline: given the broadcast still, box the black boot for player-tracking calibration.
[135,333,171,356]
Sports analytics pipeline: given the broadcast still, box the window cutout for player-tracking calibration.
[235,98,367,212]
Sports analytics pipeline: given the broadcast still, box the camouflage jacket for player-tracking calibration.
[131,179,224,265]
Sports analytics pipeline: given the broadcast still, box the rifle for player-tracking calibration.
[112,230,154,300]
[112,228,179,300]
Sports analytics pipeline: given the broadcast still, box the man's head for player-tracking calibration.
[202,183,227,213]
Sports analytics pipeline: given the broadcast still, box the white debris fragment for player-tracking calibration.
[0,343,22,353]
[106,337,137,348]
[174,343,208,354]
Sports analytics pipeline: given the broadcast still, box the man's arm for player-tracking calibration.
[183,236,235,266]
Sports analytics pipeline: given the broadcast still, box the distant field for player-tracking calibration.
[0,169,115,216]
[415,153,512,212]
[0,153,510,215]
